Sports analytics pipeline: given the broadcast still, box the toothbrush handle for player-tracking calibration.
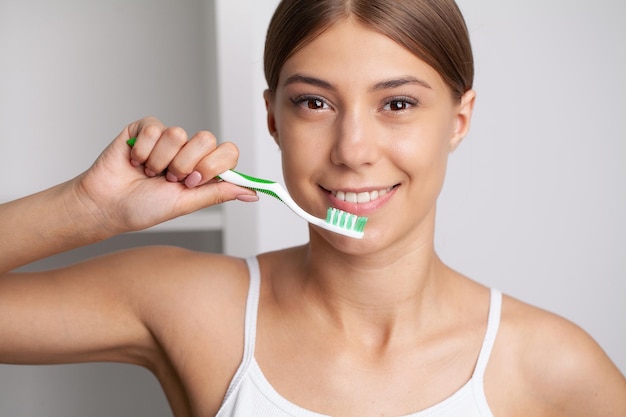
[218,170,315,222]
[217,170,276,187]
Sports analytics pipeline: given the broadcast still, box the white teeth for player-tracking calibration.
[332,187,391,203]
[357,192,370,203]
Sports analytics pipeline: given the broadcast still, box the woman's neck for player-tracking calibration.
[280,232,455,351]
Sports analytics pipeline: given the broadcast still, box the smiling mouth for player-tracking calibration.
[330,186,396,204]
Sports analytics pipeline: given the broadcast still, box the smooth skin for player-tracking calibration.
[1,18,624,417]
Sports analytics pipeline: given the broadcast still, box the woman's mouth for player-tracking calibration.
[331,187,394,204]
[324,185,398,215]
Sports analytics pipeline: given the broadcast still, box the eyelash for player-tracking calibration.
[290,95,420,112]
[382,96,419,112]
[290,95,330,111]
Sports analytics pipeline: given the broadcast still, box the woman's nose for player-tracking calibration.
[330,109,380,170]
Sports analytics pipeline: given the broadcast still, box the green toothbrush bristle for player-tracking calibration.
[356,216,367,232]
[326,208,367,232]
[252,188,282,202]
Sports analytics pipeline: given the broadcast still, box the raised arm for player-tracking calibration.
[0,117,257,366]
[0,117,256,273]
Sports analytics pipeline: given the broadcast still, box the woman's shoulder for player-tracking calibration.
[124,244,304,320]
[498,294,608,369]
[489,293,626,416]
[118,245,252,306]
[102,246,258,412]
[94,245,254,346]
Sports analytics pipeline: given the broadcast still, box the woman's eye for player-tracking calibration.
[292,96,329,110]
[307,98,325,109]
[383,97,418,111]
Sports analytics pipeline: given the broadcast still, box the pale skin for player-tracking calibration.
[1,17,624,417]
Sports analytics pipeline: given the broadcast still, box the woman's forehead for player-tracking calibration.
[277,19,447,92]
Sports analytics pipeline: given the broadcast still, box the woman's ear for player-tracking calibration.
[263,89,280,146]
[449,89,476,152]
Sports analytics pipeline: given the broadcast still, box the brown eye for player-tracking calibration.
[291,95,330,111]
[383,96,418,112]
[307,98,325,109]
[389,101,406,110]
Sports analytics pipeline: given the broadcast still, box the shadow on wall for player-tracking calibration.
[0,363,173,417]
[17,231,222,272]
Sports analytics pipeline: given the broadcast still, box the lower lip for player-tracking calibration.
[325,186,397,216]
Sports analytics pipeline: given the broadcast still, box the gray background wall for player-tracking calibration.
[0,1,217,415]
[438,0,626,377]
[0,0,624,416]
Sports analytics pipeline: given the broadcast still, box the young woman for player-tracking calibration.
[1,1,624,416]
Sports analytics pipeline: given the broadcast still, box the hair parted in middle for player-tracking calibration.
[263,0,474,101]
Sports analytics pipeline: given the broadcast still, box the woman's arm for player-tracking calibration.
[0,117,255,273]
[0,117,256,365]
[0,250,158,365]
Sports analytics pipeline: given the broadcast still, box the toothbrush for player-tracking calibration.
[216,170,367,239]
[126,138,368,239]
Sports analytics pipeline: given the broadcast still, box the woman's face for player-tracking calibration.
[265,18,475,254]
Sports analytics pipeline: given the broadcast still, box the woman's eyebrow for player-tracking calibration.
[282,74,431,91]
[283,74,335,90]
[371,76,432,91]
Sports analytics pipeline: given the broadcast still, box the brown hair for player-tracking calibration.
[264,0,474,100]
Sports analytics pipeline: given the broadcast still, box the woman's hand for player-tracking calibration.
[76,117,258,234]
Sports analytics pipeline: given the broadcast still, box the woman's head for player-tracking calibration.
[264,0,473,101]
[262,1,477,253]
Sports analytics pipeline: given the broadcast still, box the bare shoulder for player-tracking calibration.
[113,246,254,412]
[2,245,254,415]
[116,245,251,328]
[78,245,252,347]
[488,294,626,416]
[120,244,250,290]
[2,245,250,360]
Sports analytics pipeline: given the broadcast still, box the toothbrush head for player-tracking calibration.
[324,207,368,239]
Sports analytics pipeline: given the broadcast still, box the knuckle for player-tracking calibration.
[220,141,240,161]
[163,126,188,145]
[194,130,218,150]
[193,142,241,183]
[142,123,163,140]
[138,115,160,127]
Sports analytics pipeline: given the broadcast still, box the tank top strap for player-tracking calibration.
[472,288,502,379]
[242,256,261,362]
[221,256,261,401]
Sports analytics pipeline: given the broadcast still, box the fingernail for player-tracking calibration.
[166,172,179,183]
[130,159,141,167]
[184,171,202,188]
[145,168,156,177]
[236,194,259,203]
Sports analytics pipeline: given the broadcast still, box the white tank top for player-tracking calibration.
[216,257,501,417]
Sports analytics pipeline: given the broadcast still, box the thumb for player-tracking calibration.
[180,181,258,213]
[218,181,259,203]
